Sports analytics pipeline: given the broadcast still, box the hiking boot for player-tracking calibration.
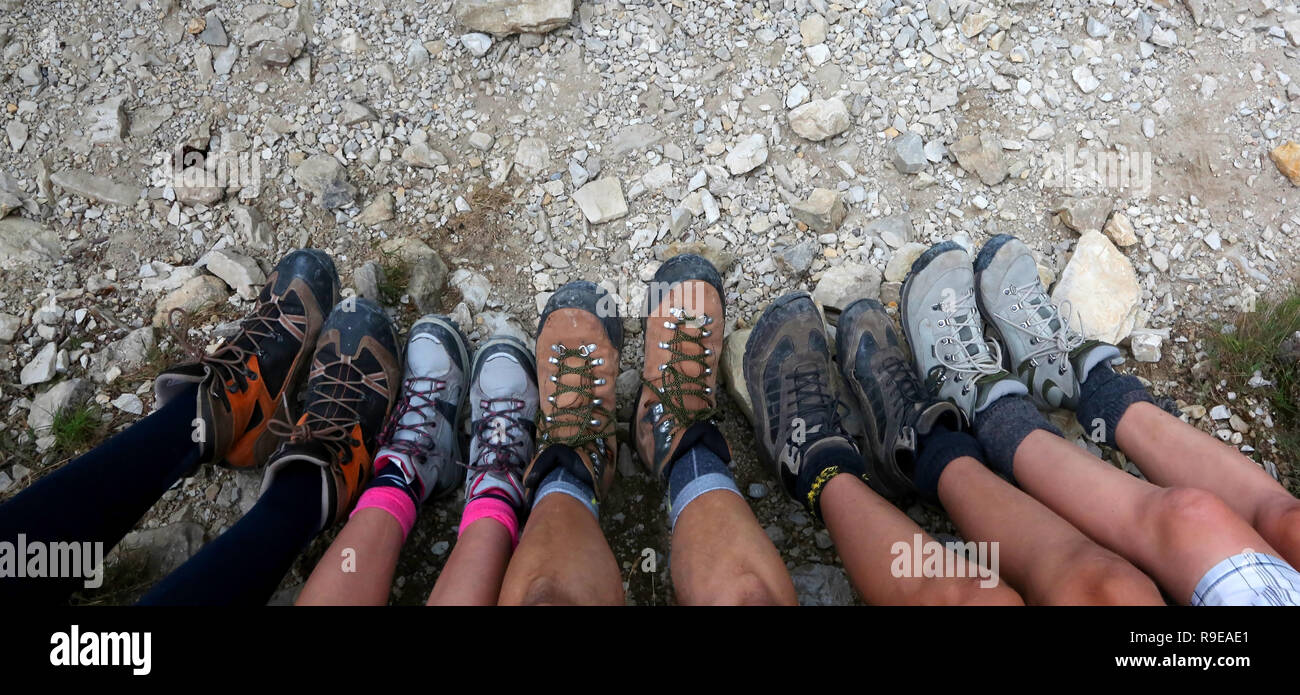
[520,282,622,503]
[634,254,729,479]
[372,315,470,504]
[262,297,402,529]
[836,298,963,499]
[155,249,339,471]
[900,241,1027,423]
[974,234,1120,410]
[743,292,862,515]
[466,335,539,510]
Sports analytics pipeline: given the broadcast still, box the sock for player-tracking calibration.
[971,395,1062,483]
[533,446,599,518]
[794,436,866,521]
[350,463,419,542]
[138,462,322,605]
[1075,362,1160,448]
[913,424,987,500]
[459,496,521,549]
[666,444,742,530]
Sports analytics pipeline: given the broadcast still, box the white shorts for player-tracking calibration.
[1191,552,1300,606]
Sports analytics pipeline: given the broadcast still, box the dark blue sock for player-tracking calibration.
[0,386,201,604]
[138,463,322,606]
[1075,362,1161,448]
[972,395,1062,482]
[913,424,987,500]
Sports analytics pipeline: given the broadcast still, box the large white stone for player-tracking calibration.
[573,177,628,224]
[788,98,851,141]
[1051,232,1140,345]
[453,0,574,36]
[725,134,769,176]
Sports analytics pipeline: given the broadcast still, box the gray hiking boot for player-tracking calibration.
[373,315,470,503]
[837,298,963,499]
[466,335,539,509]
[974,234,1120,410]
[901,241,1028,423]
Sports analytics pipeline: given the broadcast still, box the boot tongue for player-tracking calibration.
[374,450,417,486]
[1074,342,1121,383]
[914,400,962,436]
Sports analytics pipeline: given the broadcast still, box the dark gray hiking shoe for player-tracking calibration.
[837,298,963,499]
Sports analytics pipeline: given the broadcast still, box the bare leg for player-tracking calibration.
[820,474,1024,605]
[1014,429,1284,603]
[497,494,623,605]
[1116,401,1300,567]
[938,456,1162,605]
[297,509,405,606]
[426,518,513,606]
[669,490,796,605]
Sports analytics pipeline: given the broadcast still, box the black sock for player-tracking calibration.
[1075,362,1161,448]
[913,424,987,501]
[972,395,1062,483]
[794,437,865,521]
[137,463,322,606]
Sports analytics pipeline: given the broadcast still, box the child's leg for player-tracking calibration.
[977,395,1300,605]
[821,473,1024,606]
[937,455,1163,605]
[427,516,513,605]
[1115,401,1300,567]
[297,508,406,606]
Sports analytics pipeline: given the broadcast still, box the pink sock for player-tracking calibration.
[458,496,520,549]
[351,486,418,542]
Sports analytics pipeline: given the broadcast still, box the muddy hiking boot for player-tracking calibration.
[837,298,963,500]
[467,335,538,510]
[521,281,622,504]
[154,249,339,472]
[262,297,402,529]
[901,241,1027,424]
[744,292,865,519]
[372,315,471,504]
[634,254,730,479]
[974,234,1120,410]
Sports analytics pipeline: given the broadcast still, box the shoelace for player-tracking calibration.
[375,377,447,459]
[266,359,370,463]
[167,303,283,397]
[469,398,529,477]
[994,283,1085,373]
[934,289,1005,384]
[642,307,717,428]
[770,364,847,442]
[539,342,612,450]
[880,353,926,405]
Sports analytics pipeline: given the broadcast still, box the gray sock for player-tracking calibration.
[972,395,1062,483]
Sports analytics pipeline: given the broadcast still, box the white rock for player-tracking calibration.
[1131,332,1163,363]
[111,393,144,415]
[1071,65,1101,94]
[1051,232,1140,345]
[461,32,493,57]
[725,134,768,176]
[21,342,57,386]
[573,177,628,224]
[788,98,851,141]
[813,263,881,310]
[884,243,928,283]
[203,248,266,300]
[641,163,673,190]
[450,269,492,312]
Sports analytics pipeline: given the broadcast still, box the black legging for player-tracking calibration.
[0,386,321,605]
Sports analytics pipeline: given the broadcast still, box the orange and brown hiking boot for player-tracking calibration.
[634,254,730,478]
[520,281,622,504]
[261,297,402,529]
[154,249,339,472]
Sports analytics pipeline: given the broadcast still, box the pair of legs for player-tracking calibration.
[0,389,322,605]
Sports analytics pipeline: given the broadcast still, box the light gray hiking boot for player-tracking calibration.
[373,315,470,503]
[900,241,1028,423]
[974,234,1120,410]
[466,335,539,509]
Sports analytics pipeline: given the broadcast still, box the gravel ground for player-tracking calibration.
[1,0,1298,605]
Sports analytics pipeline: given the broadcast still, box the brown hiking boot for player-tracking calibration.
[634,254,729,478]
[154,249,339,472]
[520,281,622,503]
[261,297,402,528]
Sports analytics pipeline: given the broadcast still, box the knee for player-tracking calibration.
[1050,551,1162,606]
[690,570,795,606]
[1147,487,1239,544]
[513,574,592,606]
